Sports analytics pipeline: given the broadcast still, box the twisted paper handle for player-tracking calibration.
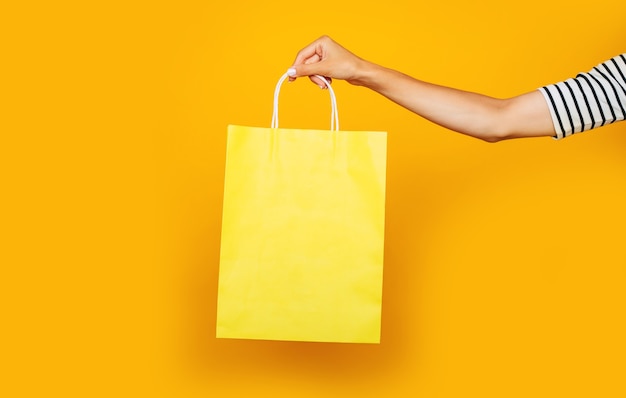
[271,72,339,131]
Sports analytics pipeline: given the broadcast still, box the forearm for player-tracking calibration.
[290,36,555,141]
[354,61,553,142]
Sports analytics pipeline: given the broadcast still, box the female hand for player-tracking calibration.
[288,36,368,88]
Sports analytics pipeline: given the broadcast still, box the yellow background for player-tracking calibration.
[2,0,625,396]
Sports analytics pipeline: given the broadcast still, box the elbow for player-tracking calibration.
[480,129,513,143]
[482,136,504,143]
[477,99,518,143]
[471,121,515,143]
[452,120,515,143]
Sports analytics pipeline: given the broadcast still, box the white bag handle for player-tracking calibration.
[271,72,339,131]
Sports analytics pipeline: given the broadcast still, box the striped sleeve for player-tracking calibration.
[538,53,626,139]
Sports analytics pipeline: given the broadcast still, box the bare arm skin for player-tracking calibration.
[288,36,555,142]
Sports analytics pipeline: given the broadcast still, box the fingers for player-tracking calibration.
[288,35,334,88]
[303,54,332,88]
[304,53,321,65]
[288,63,332,88]
[292,35,329,66]
[288,64,331,88]
[289,53,319,81]
[288,56,328,87]
[309,75,332,89]
[292,43,319,68]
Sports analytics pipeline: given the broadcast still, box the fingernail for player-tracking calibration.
[319,85,326,89]
[287,68,296,77]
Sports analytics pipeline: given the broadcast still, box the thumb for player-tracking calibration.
[288,64,330,88]
[288,62,323,78]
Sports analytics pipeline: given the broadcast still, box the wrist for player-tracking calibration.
[349,59,385,88]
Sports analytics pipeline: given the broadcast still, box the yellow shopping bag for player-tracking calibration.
[216,73,387,343]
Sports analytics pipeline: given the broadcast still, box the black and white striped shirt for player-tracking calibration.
[538,53,626,139]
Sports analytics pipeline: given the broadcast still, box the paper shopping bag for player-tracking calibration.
[216,73,387,343]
